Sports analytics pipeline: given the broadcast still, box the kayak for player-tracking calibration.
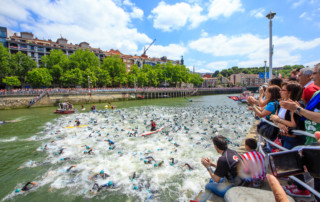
[142,127,164,137]
[64,125,89,129]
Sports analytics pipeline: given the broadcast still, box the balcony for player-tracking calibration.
[10,46,18,49]
[38,48,44,52]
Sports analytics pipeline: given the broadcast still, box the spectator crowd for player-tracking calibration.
[200,63,320,201]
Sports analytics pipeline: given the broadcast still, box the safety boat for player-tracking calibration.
[228,91,253,103]
[54,102,75,114]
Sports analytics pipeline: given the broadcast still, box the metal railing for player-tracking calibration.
[257,118,320,199]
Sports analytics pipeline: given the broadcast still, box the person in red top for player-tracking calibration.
[240,138,266,187]
[299,68,320,104]
[150,120,156,131]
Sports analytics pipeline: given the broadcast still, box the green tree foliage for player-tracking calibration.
[11,51,37,83]
[0,44,10,81]
[41,49,68,85]
[2,76,21,87]
[26,68,53,87]
[68,49,100,71]
[189,73,204,86]
[101,56,126,86]
[60,68,83,87]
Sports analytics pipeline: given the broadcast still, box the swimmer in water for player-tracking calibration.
[92,181,114,194]
[15,181,37,193]
[75,119,80,126]
[89,170,110,180]
[66,165,76,172]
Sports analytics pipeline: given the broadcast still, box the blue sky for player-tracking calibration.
[0,0,320,73]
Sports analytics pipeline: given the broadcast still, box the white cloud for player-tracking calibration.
[250,8,265,18]
[201,29,208,37]
[206,61,228,71]
[123,0,134,6]
[292,0,306,8]
[148,1,206,32]
[207,0,244,19]
[299,12,313,20]
[130,7,144,20]
[195,68,214,73]
[146,44,187,60]
[189,33,320,67]
[0,0,150,54]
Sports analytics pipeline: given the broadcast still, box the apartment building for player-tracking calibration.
[230,73,264,86]
[2,28,182,71]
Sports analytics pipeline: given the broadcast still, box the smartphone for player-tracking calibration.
[268,150,304,178]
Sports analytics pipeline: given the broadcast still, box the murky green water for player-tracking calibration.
[0,94,253,202]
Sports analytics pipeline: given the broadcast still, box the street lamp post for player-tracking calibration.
[88,76,90,94]
[264,60,267,83]
[266,11,276,81]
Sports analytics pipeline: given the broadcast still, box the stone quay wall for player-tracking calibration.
[0,88,243,110]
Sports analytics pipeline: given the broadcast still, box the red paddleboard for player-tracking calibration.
[142,127,164,137]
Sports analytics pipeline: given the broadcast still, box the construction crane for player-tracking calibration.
[141,39,156,57]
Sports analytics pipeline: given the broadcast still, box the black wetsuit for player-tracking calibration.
[21,182,34,191]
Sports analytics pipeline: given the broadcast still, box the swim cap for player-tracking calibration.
[108,181,113,186]
[86,146,90,149]
[15,189,21,193]
[100,170,104,174]
[154,163,158,167]
[144,160,148,163]
[60,158,64,161]
[133,186,138,190]
[55,153,58,155]
[84,150,88,153]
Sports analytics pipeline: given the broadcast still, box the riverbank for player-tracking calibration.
[0,88,243,109]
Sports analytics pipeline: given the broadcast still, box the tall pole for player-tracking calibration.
[264,60,267,83]
[88,76,90,93]
[266,11,276,81]
[269,18,273,80]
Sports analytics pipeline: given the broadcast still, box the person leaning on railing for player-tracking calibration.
[270,82,305,149]
[280,63,320,199]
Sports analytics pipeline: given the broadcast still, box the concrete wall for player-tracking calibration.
[0,88,244,110]
[0,93,125,109]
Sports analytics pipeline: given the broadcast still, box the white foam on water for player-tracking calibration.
[0,136,17,142]
[9,105,255,201]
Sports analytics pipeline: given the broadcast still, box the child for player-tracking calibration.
[241,138,266,187]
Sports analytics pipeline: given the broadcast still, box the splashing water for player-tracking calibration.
[8,104,255,201]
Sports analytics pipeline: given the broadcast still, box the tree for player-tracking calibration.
[2,76,21,87]
[96,68,111,87]
[26,68,53,87]
[189,73,204,86]
[212,70,220,77]
[101,56,126,86]
[68,49,100,71]
[10,52,37,84]
[41,49,68,85]
[60,68,83,87]
[0,44,10,84]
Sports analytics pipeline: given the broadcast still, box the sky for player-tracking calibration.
[0,0,320,73]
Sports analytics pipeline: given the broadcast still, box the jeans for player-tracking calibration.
[205,178,233,197]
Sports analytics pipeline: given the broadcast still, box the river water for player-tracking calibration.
[0,94,255,202]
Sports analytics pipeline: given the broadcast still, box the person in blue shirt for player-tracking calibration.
[250,85,281,119]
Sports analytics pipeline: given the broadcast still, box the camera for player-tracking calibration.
[266,146,320,178]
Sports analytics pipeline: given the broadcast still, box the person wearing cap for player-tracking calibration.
[150,120,156,131]
[15,181,37,193]
[88,170,110,180]
[92,181,114,194]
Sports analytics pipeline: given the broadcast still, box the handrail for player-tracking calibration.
[260,118,315,138]
[257,118,320,198]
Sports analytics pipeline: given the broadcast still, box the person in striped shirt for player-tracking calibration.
[241,138,266,187]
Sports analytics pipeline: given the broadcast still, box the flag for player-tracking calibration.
[279,73,282,78]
